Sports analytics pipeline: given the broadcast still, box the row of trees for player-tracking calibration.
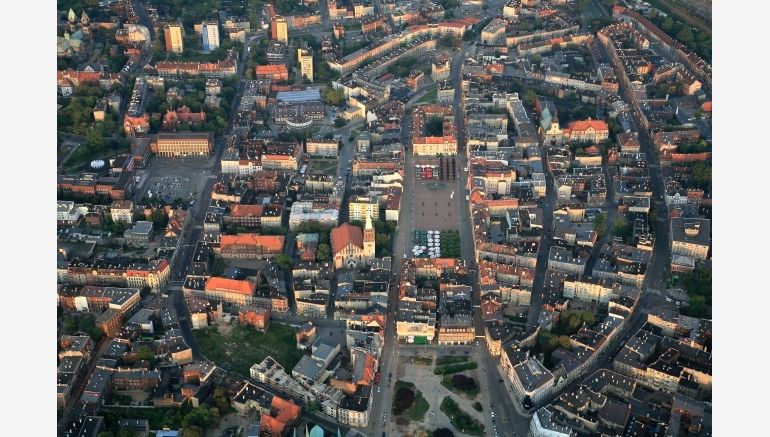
[58,85,119,137]
[649,7,711,61]
[387,56,418,78]
[677,267,711,318]
[101,398,228,437]
[350,218,398,257]
[322,87,345,106]
[60,312,104,341]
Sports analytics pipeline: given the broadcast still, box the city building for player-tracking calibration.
[218,234,285,259]
[202,277,257,306]
[255,64,289,81]
[481,18,506,45]
[564,118,609,143]
[306,139,338,157]
[110,200,134,224]
[405,70,424,91]
[164,22,184,53]
[348,196,380,222]
[124,221,153,247]
[670,217,711,260]
[411,105,457,156]
[238,306,271,331]
[298,47,314,82]
[271,16,288,43]
[154,132,213,157]
[201,21,220,51]
[432,56,451,81]
[330,216,375,269]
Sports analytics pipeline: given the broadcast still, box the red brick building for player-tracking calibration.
[238,306,271,331]
[255,64,289,81]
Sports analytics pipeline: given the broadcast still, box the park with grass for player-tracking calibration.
[440,373,480,398]
[392,380,430,423]
[433,356,478,375]
[439,231,461,258]
[193,323,303,377]
[410,356,434,366]
[440,396,486,437]
[416,87,438,105]
[310,158,339,176]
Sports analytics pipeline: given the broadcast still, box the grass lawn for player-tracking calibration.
[416,88,438,104]
[403,391,430,422]
[392,380,430,423]
[194,323,303,377]
[440,374,480,398]
[310,158,339,176]
[436,356,469,366]
[409,356,434,366]
[439,230,461,258]
[434,361,478,375]
[440,396,485,437]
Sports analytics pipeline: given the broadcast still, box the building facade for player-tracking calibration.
[202,21,220,51]
[155,132,213,157]
[164,22,184,53]
[298,47,314,82]
[330,216,375,269]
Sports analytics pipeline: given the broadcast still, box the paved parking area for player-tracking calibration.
[413,180,460,231]
[145,175,191,203]
[134,157,214,204]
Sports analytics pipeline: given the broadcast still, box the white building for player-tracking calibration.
[202,21,220,51]
[289,201,340,230]
[530,407,575,437]
[563,278,615,303]
[110,200,134,224]
[57,201,82,224]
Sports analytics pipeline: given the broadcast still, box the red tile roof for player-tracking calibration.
[271,396,300,423]
[331,223,364,254]
[255,64,288,78]
[220,234,285,252]
[230,204,264,218]
[567,118,609,132]
[205,277,256,295]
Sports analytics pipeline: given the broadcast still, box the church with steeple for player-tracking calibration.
[330,214,376,269]
[58,8,90,57]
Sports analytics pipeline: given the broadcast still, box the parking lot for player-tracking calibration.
[133,156,215,205]
[145,176,191,203]
[413,180,460,231]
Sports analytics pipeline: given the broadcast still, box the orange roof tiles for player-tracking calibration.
[361,353,376,384]
[230,204,264,218]
[205,277,256,296]
[470,189,485,204]
[260,415,285,436]
[331,223,364,254]
[220,234,285,252]
[485,198,519,209]
[485,64,504,74]
[567,118,609,132]
[263,154,292,161]
[271,396,301,423]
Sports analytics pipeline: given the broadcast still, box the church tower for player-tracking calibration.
[363,213,375,258]
[81,11,91,36]
[66,9,77,34]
